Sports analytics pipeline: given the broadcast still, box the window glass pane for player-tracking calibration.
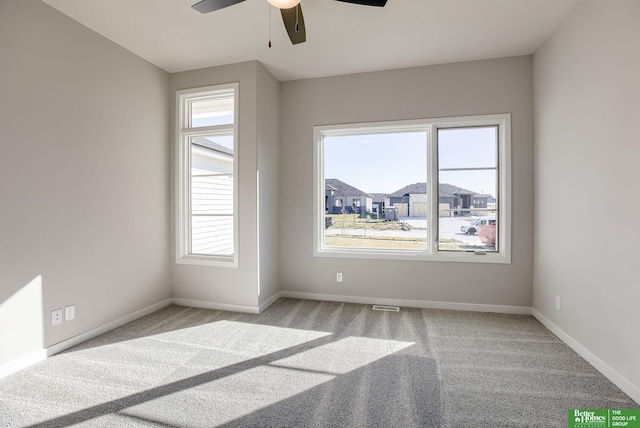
[438,127,498,253]
[190,137,234,255]
[438,127,497,169]
[191,216,233,255]
[438,170,497,207]
[323,131,428,251]
[190,95,234,128]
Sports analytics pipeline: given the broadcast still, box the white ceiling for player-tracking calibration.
[42,0,581,82]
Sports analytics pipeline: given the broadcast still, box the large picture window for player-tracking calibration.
[176,83,239,266]
[314,114,511,263]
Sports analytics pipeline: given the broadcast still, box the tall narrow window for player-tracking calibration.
[177,84,239,266]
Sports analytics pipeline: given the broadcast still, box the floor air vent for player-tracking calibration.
[372,305,400,312]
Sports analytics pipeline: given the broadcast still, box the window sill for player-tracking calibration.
[176,254,238,267]
[314,248,510,264]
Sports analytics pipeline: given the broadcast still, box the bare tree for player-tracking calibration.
[340,206,348,235]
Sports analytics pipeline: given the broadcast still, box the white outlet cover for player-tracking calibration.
[52,309,63,326]
[65,305,75,321]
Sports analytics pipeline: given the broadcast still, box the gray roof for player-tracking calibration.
[388,182,481,198]
[389,183,426,197]
[439,183,476,196]
[325,178,370,197]
[192,137,234,156]
[369,193,388,203]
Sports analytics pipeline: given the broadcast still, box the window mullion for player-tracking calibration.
[439,166,497,172]
[186,135,194,257]
[182,124,235,136]
[428,126,439,255]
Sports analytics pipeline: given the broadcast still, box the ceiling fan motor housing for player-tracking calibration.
[192,0,388,45]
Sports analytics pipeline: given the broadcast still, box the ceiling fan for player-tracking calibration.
[191,0,388,45]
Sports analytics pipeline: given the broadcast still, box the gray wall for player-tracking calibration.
[533,0,640,397]
[0,0,171,365]
[256,63,282,308]
[279,57,534,307]
[170,61,281,310]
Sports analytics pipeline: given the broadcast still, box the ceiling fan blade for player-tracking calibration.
[280,4,306,45]
[335,0,387,6]
[191,0,245,14]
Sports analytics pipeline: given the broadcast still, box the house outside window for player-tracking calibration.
[176,83,239,266]
[313,114,511,263]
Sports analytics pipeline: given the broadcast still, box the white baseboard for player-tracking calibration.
[279,291,531,315]
[2,296,264,378]
[258,292,284,313]
[46,299,174,357]
[532,308,640,405]
[171,298,259,314]
[0,349,49,379]
[0,298,174,379]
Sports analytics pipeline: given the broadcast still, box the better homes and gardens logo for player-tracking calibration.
[571,410,607,427]
[569,409,640,428]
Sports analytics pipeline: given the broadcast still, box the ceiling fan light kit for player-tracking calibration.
[266,0,300,8]
[337,0,387,6]
[192,0,387,45]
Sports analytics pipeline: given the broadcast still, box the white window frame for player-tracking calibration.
[313,114,511,264]
[176,83,239,267]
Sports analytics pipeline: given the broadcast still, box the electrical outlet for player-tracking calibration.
[555,296,561,311]
[52,309,63,326]
[336,272,343,283]
[65,305,75,321]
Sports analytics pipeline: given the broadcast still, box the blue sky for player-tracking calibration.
[324,127,497,196]
[325,132,426,194]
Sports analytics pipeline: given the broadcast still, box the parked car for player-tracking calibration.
[460,216,495,235]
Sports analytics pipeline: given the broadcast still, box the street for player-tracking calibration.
[325,216,485,246]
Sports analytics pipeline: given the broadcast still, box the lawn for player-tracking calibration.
[325,231,477,251]
[325,235,428,250]
[326,214,417,231]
